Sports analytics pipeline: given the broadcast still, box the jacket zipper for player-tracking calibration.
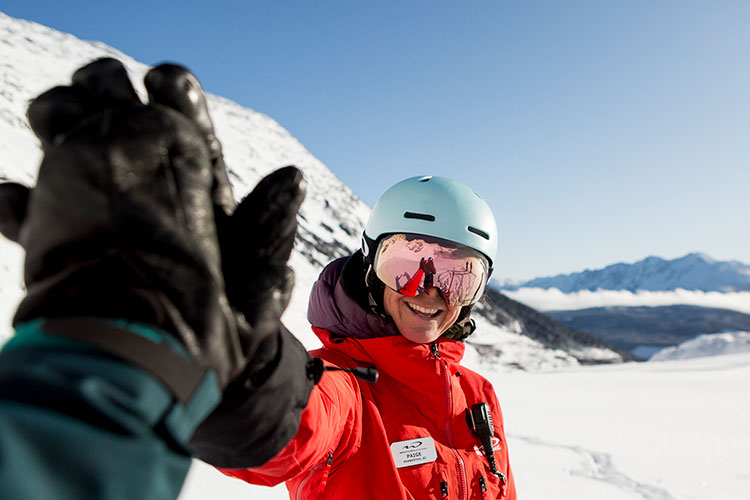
[478,476,487,497]
[432,343,468,500]
[440,479,449,498]
[317,452,334,493]
[294,451,334,499]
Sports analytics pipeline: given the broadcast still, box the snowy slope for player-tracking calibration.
[501,352,750,500]
[650,331,750,361]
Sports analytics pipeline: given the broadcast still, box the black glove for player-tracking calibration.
[0,58,305,400]
[188,167,315,468]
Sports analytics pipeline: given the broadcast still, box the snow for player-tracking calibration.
[2,11,750,500]
[650,331,750,361]
[507,353,750,500]
[466,316,590,372]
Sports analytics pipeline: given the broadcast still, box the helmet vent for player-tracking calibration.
[404,211,435,222]
[467,226,490,240]
[418,176,432,182]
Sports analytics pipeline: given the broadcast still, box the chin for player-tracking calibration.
[401,329,442,344]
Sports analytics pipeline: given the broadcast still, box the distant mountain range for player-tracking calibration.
[504,253,750,293]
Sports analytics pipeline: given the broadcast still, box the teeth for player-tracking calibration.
[408,303,439,315]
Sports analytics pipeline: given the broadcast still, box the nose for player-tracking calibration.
[419,286,446,304]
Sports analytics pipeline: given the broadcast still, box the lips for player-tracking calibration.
[406,302,441,318]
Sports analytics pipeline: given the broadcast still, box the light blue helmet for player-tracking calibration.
[362,175,498,271]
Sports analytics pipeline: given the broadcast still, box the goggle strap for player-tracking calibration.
[443,318,477,341]
[365,265,388,317]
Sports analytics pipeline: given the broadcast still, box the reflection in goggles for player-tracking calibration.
[374,234,489,307]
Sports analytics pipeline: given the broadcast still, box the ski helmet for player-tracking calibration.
[362,175,498,272]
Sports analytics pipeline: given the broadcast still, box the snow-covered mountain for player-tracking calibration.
[501,253,750,357]
[507,252,750,293]
[0,12,625,371]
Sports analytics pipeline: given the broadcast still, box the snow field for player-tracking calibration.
[499,353,750,500]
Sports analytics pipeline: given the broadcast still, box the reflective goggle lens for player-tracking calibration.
[373,233,489,307]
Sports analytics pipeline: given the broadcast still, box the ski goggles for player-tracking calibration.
[373,233,490,307]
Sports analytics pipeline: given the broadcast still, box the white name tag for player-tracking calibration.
[390,437,438,468]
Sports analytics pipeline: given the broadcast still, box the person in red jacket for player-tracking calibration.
[222,176,517,499]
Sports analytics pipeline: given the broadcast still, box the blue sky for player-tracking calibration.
[3,1,749,281]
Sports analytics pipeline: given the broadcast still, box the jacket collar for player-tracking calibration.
[307,254,400,339]
[315,327,466,389]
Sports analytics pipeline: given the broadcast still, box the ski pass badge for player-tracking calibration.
[390,437,438,468]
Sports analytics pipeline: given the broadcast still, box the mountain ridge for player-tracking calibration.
[547,304,750,357]
[505,252,750,293]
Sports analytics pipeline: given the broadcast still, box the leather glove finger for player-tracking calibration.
[145,64,235,215]
[26,86,96,148]
[14,62,130,249]
[26,58,141,149]
[222,166,305,349]
[232,166,305,262]
[72,57,141,109]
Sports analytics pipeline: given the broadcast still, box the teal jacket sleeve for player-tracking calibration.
[0,319,222,500]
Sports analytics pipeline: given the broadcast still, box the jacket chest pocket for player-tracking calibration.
[397,461,453,499]
[397,463,508,499]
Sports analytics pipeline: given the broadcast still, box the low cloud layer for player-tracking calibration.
[503,288,750,314]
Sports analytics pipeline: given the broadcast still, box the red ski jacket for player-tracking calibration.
[223,327,516,499]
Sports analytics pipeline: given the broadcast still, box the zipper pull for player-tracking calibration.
[431,343,440,358]
[317,453,333,493]
[440,479,449,498]
[496,470,507,498]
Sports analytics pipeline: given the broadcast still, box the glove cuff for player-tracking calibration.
[189,325,314,468]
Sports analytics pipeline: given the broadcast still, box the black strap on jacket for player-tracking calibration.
[41,318,207,404]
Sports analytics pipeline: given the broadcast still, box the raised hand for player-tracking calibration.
[0,58,305,394]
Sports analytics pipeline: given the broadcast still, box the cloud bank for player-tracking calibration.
[502,288,750,314]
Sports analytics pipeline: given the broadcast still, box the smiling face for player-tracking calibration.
[383,286,462,344]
